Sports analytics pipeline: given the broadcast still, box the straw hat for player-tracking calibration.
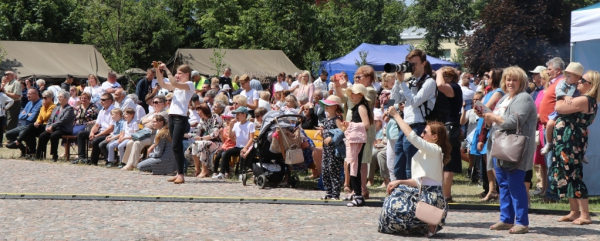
[319,95,343,109]
[565,62,584,76]
[345,84,371,102]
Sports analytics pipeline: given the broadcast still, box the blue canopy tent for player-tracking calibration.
[571,2,600,195]
[320,43,460,83]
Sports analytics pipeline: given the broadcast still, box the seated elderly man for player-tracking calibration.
[127,93,147,123]
[5,89,43,155]
[6,90,56,159]
[114,89,136,111]
[73,93,115,165]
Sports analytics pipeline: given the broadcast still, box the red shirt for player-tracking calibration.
[538,76,565,124]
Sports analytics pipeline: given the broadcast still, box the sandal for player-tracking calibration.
[572,218,593,225]
[425,225,439,238]
[344,185,351,193]
[489,221,514,230]
[343,194,355,201]
[346,197,365,207]
[508,225,529,234]
[445,197,454,203]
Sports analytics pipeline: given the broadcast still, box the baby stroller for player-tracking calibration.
[240,110,305,189]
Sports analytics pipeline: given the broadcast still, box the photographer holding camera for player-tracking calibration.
[387,49,437,180]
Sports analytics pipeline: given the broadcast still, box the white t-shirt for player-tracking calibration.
[276,81,290,90]
[258,99,271,111]
[135,105,146,123]
[241,88,259,107]
[313,77,327,92]
[122,120,139,138]
[101,81,121,92]
[461,86,475,102]
[84,85,104,102]
[492,97,513,127]
[290,81,300,89]
[233,121,255,148]
[169,82,195,116]
[465,109,479,138]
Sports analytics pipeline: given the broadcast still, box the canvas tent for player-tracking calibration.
[320,43,460,82]
[170,49,301,77]
[571,2,600,195]
[0,41,114,80]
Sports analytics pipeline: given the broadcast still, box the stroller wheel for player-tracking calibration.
[257,175,267,189]
[253,176,257,185]
[289,175,300,188]
[241,174,247,186]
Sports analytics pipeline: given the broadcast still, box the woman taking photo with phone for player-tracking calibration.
[154,62,195,184]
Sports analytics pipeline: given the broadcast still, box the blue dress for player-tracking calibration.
[469,88,504,155]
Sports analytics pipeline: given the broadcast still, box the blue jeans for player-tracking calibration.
[495,162,529,226]
[543,128,560,200]
[393,124,425,180]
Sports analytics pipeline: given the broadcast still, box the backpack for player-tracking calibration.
[415,76,450,123]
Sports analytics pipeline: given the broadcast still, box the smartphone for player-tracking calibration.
[384,99,395,110]
[473,101,492,114]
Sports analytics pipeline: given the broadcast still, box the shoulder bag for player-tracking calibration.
[490,112,528,167]
[275,119,304,165]
[415,152,446,226]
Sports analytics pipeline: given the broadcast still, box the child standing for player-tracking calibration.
[541,63,583,155]
[319,96,345,200]
[343,84,373,207]
[114,108,138,168]
[100,108,124,167]
[0,91,14,146]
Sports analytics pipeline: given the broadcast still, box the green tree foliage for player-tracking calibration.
[81,0,184,73]
[408,0,473,58]
[0,0,84,43]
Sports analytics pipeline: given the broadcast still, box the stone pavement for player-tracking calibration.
[1,159,599,240]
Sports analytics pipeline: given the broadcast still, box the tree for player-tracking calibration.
[355,51,369,67]
[82,0,184,73]
[408,0,473,58]
[0,0,84,43]
[462,0,570,73]
[209,48,228,76]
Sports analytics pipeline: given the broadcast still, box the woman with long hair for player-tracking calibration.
[294,71,315,102]
[137,115,176,175]
[154,62,195,184]
[83,74,104,108]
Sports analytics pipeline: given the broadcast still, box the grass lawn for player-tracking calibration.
[1,143,599,213]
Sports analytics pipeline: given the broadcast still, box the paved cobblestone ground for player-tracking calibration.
[1,159,599,240]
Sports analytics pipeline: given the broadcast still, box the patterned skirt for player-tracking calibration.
[378,184,447,235]
[185,140,222,170]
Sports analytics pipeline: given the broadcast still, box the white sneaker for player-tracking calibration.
[540,143,552,155]
[211,173,218,178]
[213,173,225,180]
[530,187,543,196]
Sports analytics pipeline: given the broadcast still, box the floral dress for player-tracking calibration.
[321,116,344,199]
[186,114,224,169]
[550,96,597,199]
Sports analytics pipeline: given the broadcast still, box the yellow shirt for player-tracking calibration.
[36,103,57,124]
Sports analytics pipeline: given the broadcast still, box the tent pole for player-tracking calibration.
[570,42,574,62]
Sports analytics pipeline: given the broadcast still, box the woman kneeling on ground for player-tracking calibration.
[378,107,450,237]
[137,115,176,174]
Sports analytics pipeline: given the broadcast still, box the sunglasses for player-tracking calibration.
[42,97,49,100]
[166,99,172,102]
[100,99,108,102]
[153,101,164,104]
[580,78,589,84]
[355,75,363,80]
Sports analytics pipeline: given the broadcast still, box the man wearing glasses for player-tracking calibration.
[74,93,115,165]
[1,71,22,130]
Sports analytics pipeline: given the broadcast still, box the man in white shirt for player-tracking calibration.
[101,71,122,94]
[392,49,437,180]
[114,89,137,117]
[74,93,115,165]
[313,70,328,92]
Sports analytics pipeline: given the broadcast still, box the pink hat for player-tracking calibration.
[319,95,343,108]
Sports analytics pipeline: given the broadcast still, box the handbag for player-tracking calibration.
[415,152,445,226]
[490,112,528,164]
[445,122,462,147]
[131,129,152,141]
[275,119,304,165]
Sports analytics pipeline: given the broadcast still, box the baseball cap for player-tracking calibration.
[529,66,547,74]
[191,71,200,77]
[232,106,249,114]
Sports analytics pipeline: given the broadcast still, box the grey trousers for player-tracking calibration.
[6,103,20,130]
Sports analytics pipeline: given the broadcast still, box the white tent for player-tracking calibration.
[571,2,600,195]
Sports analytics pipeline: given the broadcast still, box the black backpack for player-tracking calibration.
[415,77,450,123]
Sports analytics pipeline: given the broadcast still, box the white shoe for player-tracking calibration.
[530,187,543,196]
[540,144,552,155]
[213,173,225,180]
[211,173,218,178]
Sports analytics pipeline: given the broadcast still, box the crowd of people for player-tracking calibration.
[1,49,598,237]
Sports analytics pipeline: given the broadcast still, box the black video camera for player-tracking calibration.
[384,61,414,73]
